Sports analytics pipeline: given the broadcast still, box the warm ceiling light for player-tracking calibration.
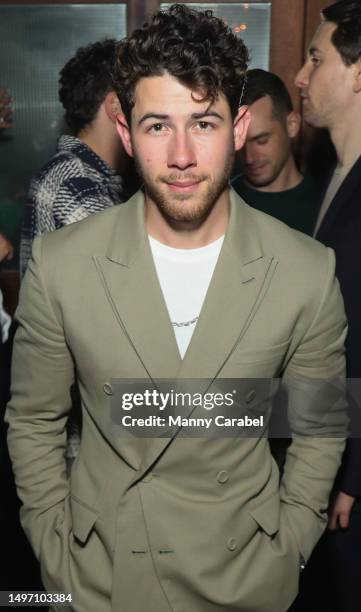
[234,23,247,32]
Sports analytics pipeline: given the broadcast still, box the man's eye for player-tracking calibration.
[311,57,320,66]
[149,123,165,132]
[257,137,269,145]
[197,121,212,131]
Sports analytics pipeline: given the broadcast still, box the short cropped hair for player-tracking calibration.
[322,0,361,65]
[242,69,293,121]
[59,39,117,134]
[113,3,249,124]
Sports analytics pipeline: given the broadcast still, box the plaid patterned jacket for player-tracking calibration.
[20,135,124,277]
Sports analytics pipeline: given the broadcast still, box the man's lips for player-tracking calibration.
[163,178,204,192]
[168,181,199,187]
[245,163,267,175]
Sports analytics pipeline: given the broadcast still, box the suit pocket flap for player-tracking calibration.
[70,496,99,544]
[249,493,280,536]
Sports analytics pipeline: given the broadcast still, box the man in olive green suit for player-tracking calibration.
[6,5,348,612]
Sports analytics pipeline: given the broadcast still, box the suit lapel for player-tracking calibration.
[94,193,181,473]
[94,192,181,381]
[317,156,361,241]
[178,189,277,380]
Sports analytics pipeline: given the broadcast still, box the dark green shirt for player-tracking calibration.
[231,174,321,236]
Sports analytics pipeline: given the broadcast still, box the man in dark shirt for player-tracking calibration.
[232,69,320,235]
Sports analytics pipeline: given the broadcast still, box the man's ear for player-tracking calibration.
[352,59,361,93]
[104,91,123,123]
[116,114,133,158]
[286,111,301,139]
[233,105,251,151]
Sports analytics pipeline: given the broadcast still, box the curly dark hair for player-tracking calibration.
[59,39,117,134]
[113,4,249,124]
[322,1,361,65]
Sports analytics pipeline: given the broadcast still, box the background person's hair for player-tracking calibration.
[113,3,249,124]
[242,69,293,121]
[322,0,361,65]
[59,39,117,134]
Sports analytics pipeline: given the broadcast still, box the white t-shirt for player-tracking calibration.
[149,235,224,358]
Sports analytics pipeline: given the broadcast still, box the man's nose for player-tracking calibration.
[167,130,196,170]
[242,143,256,166]
[295,63,309,89]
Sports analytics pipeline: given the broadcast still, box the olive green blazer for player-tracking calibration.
[6,189,348,612]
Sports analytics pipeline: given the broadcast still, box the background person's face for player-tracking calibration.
[123,73,245,225]
[240,95,293,188]
[295,21,355,129]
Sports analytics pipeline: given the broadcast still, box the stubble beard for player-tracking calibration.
[303,107,322,128]
[133,149,235,225]
[245,152,290,189]
[303,100,329,129]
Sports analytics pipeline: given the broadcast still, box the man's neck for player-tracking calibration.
[329,110,361,168]
[245,157,303,193]
[78,125,126,174]
[146,189,230,249]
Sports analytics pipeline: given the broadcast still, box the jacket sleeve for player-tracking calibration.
[336,276,361,497]
[280,247,348,561]
[5,236,74,563]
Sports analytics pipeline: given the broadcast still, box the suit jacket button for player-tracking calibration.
[217,470,229,484]
[226,538,237,551]
[103,383,113,396]
[246,389,256,403]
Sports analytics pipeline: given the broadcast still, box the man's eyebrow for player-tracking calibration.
[191,111,224,121]
[137,110,224,126]
[248,131,271,142]
[138,113,169,126]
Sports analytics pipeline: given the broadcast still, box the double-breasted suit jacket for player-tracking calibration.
[6,190,348,612]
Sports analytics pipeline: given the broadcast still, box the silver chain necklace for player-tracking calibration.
[171,316,199,328]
